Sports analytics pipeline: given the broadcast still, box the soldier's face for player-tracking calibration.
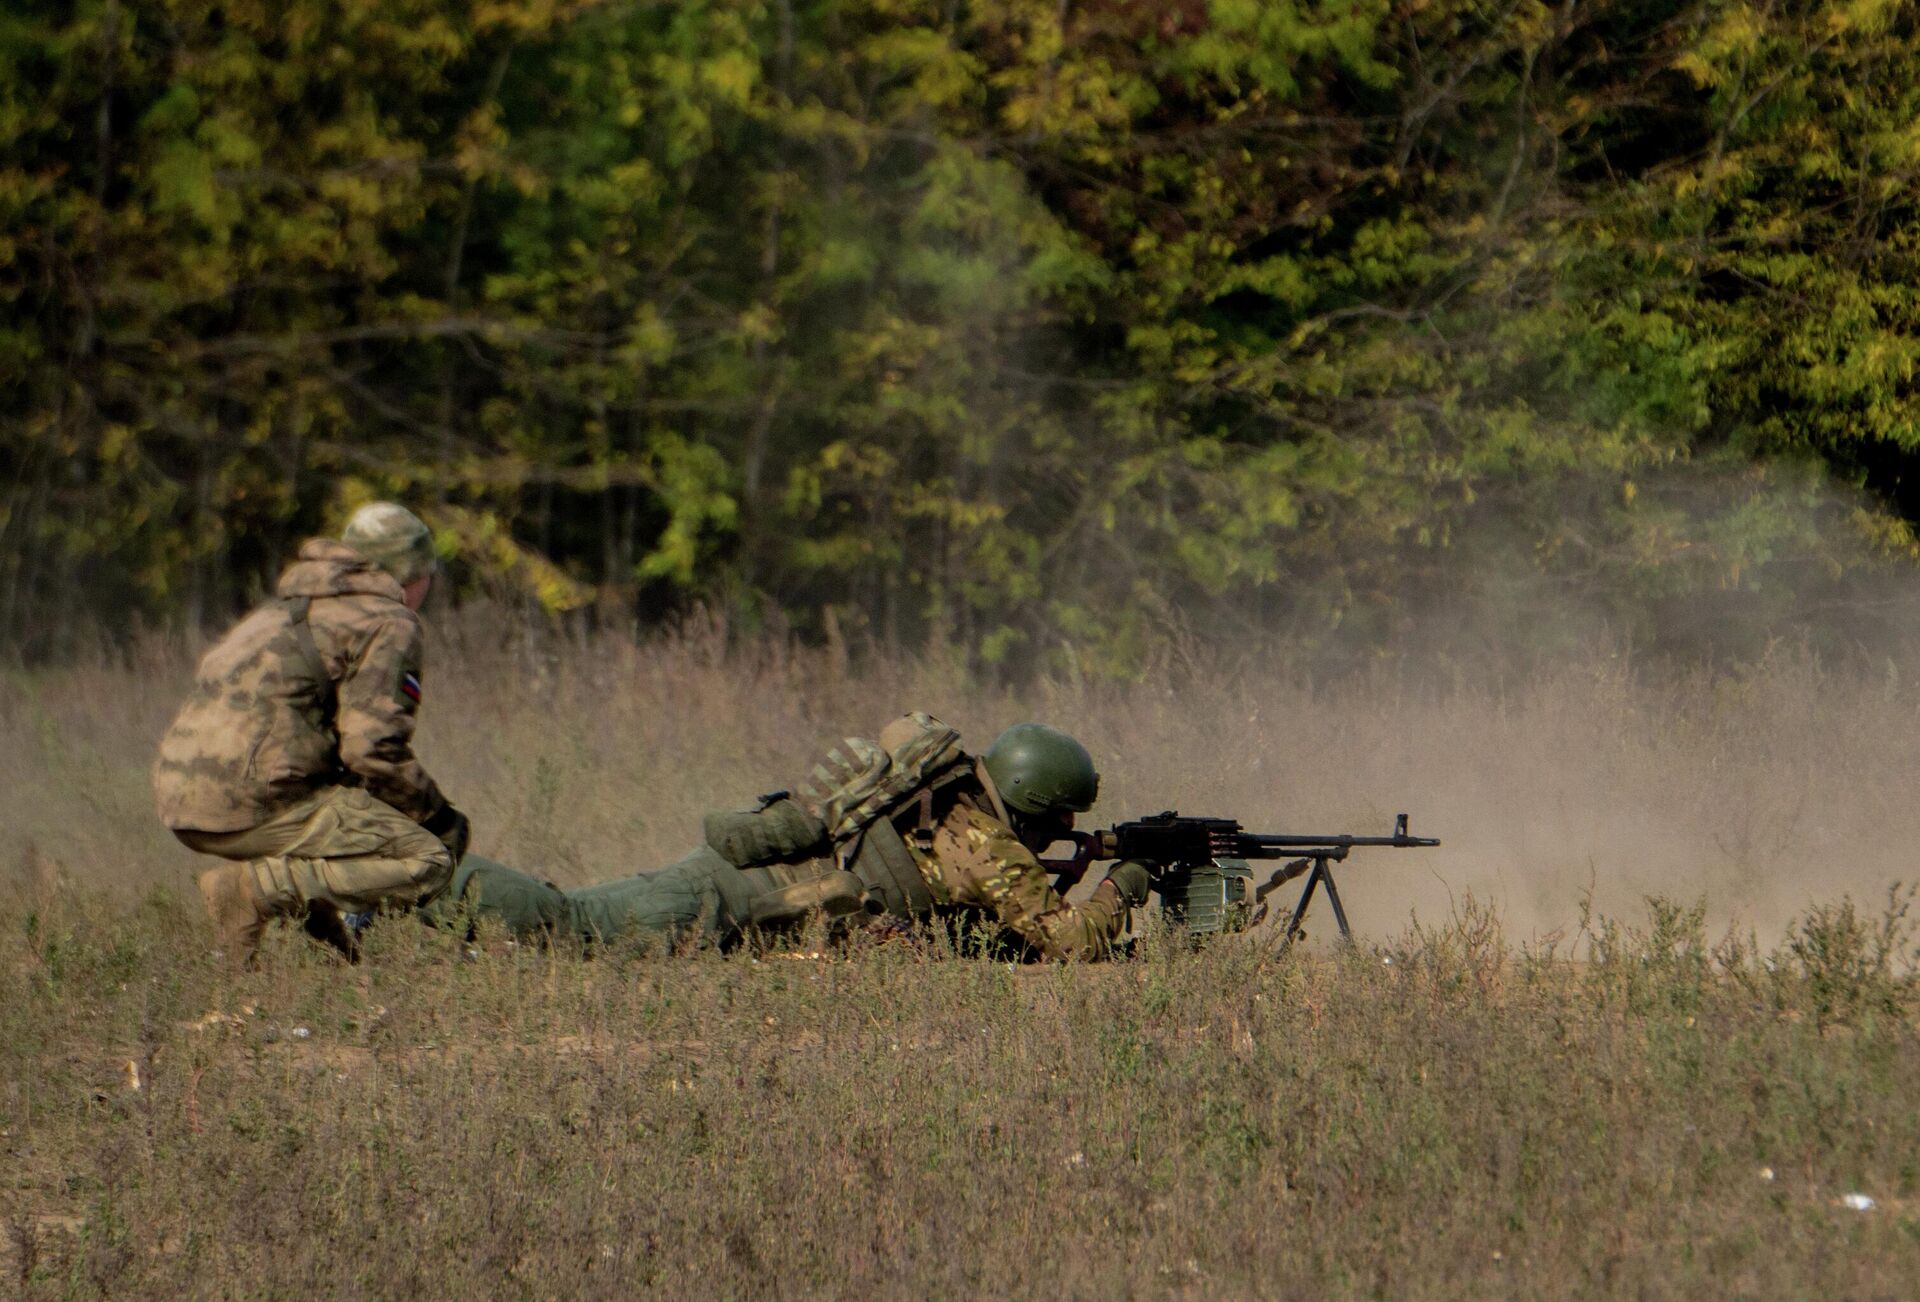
[402,574,433,611]
[1016,809,1075,854]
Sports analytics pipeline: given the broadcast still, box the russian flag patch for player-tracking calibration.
[400,671,422,703]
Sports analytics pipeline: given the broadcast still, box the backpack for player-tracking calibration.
[702,713,974,916]
[800,712,968,843]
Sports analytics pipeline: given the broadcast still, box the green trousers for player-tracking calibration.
[423,847,758,947]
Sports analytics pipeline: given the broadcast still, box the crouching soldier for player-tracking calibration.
[153,502,469,966]
[426,716,1149,961]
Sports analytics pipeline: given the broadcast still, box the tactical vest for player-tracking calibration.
[700,713,975,916]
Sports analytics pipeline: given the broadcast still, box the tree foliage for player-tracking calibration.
[4,0,1918,667]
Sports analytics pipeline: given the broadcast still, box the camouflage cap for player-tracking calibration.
[341,502,437,585]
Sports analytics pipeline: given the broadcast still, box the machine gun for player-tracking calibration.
[1043,810,1439,944]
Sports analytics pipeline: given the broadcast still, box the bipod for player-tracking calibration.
[1255,849,1354,954]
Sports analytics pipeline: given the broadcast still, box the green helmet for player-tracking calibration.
[342,502,436,585]
[983,723,1099,817]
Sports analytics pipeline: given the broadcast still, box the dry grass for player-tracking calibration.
[8,614,1915,937]
[4,620,1919,1297]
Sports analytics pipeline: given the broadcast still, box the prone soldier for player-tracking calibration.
[153,502,469,965]
[428,716,1150,960]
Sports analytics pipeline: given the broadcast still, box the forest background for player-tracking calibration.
[5,0,1920,673]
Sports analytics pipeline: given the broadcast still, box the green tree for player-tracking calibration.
[4,0,1918,671]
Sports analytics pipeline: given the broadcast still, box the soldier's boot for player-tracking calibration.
[198,864,273,967]
[301,902,362,964]
[747,870,867,930]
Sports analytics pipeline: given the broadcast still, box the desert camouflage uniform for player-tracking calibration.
[154,539,454,914]
[434,763,1128,961]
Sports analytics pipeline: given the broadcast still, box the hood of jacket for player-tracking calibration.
[275,538,408,603]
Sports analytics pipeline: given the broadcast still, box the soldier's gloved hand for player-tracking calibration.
[423,802,472,863]
[1102,860,1152,908]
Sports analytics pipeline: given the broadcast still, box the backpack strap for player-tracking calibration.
[973,756,1012,826]
[914,787,936,852]
[281,596,337,716]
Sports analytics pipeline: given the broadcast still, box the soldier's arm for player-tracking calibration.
[939,807,1129,961]
[335,613,447,822]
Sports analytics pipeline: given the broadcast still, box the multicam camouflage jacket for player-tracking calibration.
[784,714,1129,961]
[153,539,447,833]
[903,782,1128,962]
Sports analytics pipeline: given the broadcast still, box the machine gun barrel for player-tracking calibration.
[1238,823,1440,855]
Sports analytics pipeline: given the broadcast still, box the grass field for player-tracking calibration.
[4,623,1919,1296]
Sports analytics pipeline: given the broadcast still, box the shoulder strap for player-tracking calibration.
[281,596,336,711]
[973,755,1013,826]
[914,788,935,852]
[907,761,975,851]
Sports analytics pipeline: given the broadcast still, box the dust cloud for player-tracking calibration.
[1066,652,1917,947]
[1045,459,1920,945]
